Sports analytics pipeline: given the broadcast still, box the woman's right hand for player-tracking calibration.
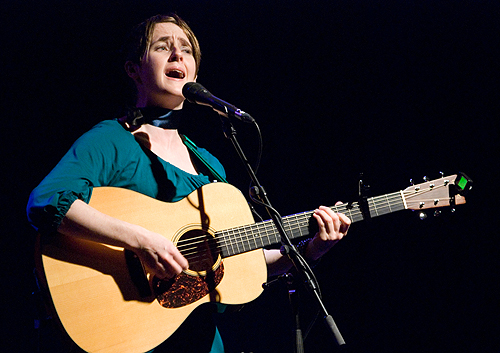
[133,227,189,279]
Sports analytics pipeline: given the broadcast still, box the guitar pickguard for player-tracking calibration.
[154,263,224,308]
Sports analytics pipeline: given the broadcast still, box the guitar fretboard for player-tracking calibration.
[217,191,405,258]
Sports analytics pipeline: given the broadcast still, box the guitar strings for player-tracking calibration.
[177,181,448,253]
[178,192,406,258]
[175,183,450,266]
[180,183,446,254]
[176,191,409,263]
[178,193,407,261]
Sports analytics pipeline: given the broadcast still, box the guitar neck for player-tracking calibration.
[217,191,405,258]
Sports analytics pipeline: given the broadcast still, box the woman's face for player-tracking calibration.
[130,22,197,109]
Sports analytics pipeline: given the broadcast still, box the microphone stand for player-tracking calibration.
[263,273,304,353]
[217,112,345,349]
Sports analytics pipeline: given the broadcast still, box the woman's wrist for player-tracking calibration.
[296,238,321,267]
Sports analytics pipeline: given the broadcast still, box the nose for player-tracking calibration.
[168,45,183,62]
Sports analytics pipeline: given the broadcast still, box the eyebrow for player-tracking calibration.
[152,36,192,48]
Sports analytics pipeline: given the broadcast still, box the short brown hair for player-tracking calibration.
[123,14,201,73]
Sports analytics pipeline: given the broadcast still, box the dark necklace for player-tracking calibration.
[125,107,182,129]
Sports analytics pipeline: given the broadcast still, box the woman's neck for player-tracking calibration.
[132,125,197,174]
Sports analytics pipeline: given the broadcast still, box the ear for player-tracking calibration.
[124,61,142,84]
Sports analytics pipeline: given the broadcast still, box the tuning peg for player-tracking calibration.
[419,211,427,220]
[423,176,429,182]
[409,179,414,186]
[434,210,442,217]
[439,171,444,177]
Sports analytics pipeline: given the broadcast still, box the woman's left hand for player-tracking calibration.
[305,204,351,261]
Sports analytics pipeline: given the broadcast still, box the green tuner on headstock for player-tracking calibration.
[455,172,473,196]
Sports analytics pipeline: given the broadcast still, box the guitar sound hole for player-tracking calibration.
[178,229,220,274]
[154,229,224,308]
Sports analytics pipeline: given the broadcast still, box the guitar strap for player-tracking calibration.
[181,135,228,184]
[183,135,264,224]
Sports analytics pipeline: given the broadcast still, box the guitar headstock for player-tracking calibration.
[403,173,472,210]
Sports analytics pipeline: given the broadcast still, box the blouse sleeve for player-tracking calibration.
[26,121,125,235]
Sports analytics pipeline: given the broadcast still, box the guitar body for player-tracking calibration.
[37,183,267,353]
[36,172,472,352]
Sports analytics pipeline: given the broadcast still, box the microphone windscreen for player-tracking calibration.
[182,82,209,103]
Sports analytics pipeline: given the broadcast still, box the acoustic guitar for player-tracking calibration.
[36,173,471,353]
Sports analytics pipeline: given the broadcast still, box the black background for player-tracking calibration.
[2,1,499,352]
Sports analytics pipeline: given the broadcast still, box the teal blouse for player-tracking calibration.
[27,119,226,235]
[27,119,227,352]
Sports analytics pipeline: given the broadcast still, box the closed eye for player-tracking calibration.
[181,46,192,54]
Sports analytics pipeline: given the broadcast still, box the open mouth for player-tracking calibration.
[165,69,185,79]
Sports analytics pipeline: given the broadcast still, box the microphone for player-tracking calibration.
[182,82,254,123]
